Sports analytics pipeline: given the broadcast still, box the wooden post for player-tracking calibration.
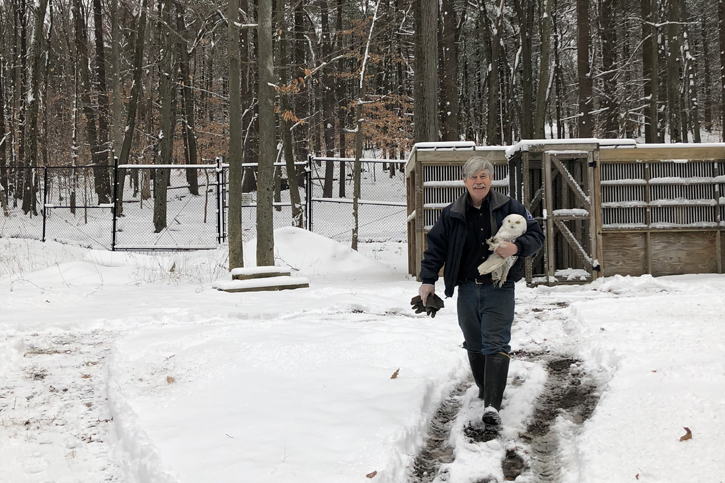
[644,162,652,274]
[714,161,722,273]
[544,152,555,284]
[415,150,425,278]
[591,149,604,280]
[522,151,533,283]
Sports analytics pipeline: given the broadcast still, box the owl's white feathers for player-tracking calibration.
[477,214,527,287]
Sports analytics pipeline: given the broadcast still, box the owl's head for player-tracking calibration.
[502,214,527,235]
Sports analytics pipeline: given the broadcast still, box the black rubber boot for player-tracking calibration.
[467,351,486,399]
[482,352,511,427]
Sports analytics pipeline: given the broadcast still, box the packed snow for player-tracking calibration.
[1,229,723,482]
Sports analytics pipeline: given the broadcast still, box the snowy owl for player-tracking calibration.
[477,214,527,287]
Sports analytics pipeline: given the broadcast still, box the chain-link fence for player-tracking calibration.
[307,157,407,242]
[0,156,406,250]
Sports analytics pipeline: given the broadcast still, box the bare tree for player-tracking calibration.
[352,0,382,251]
[440,0,459,141]
[22,0,48,214]
[534,0,551,138]
[227,0,244,269]
[599,0,618,138]
[155,0,175,233]
[257,0,275,266]
[642,0,658,143]
[116,0,148,216]
[666,0,683,142]
[413,0,438,143]
[577,0,593,137]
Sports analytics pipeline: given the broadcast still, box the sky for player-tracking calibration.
[1,228,724,483]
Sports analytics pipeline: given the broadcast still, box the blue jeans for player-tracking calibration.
[456,280,515,355]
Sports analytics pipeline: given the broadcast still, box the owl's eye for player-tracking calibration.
[515,221,520,224]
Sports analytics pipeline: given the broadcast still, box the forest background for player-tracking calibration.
[0,0,722,260]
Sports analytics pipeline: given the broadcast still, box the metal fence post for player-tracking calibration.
[42,167,48,242]
[111,157,119,251]
[221,160,227,242]
[306,154,313,232]
[215,157,222,244]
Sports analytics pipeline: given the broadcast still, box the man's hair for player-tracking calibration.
[462,156,495,179]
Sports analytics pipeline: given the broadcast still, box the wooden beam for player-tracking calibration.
[554,219,593,270]
[599,145,725,162]
[544,153,555,284]
[414,149,509,165]
[551,157,590,210]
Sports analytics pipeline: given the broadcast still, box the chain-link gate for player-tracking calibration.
[307,156,406,242]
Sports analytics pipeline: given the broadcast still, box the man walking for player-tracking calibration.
[418,156,544,431]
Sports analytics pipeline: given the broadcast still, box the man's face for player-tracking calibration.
[463,169,494,206]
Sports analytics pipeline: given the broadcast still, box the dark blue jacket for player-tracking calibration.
[419,190,545,297]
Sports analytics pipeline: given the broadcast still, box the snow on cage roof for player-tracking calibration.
[504,138,638,159]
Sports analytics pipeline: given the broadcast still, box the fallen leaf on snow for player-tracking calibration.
[680,427,692,441]
[81,374,91,379]
[390,369,399,379]
[167,376,176,384]
[366,470,377,478]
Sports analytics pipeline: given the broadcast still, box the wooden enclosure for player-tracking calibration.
[406,140,725,284]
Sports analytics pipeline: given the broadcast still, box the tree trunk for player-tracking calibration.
[336,0,346,197]
[110,0,123,158]
[553,0,564,139]
[600,0,618,138]
[717,0,725,142]
[514,0,534,139]
[702,16,713,132]
[92,0,111,202]
[577,0,593,137]
[534,0,552,139]
[321,0,336,198]
[681,0,700,142]
[413,0,438,143]
[666,0,682,143]
[278,9,304,228]
[155,0,175,233]
[482,1,503,144]
[227,0,243,268]
[642,0,658,143]
[22,0,48,215]
[116,0,148,216]
[73,0,108,206]
[14,0,28,204]
[177,2,199,196]
[439,0,458,142]
[0,56,7,195]
[292,1,308,166]
[257,0,275,266]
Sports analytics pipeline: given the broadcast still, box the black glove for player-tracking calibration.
[410,294,445,318]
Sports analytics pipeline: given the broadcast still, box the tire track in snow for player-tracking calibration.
[409,380,470,482]
[409,351,600,482]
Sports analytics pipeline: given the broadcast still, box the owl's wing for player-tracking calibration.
[478,253,507,275]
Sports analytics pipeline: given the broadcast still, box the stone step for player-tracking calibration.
[212,275,309,293]
[231,266,292,281]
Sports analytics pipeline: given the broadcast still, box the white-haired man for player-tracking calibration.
[418,156,544,433]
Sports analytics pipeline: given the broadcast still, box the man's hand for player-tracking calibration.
[494,241,518,258]
[411,291,445,318]
[419,283,435,305]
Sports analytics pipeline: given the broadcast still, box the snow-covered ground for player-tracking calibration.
[1,230,723,482]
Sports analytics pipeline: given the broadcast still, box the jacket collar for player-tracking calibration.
[451,189,508,218]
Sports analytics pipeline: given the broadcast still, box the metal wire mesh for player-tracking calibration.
[307,158,407,242]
